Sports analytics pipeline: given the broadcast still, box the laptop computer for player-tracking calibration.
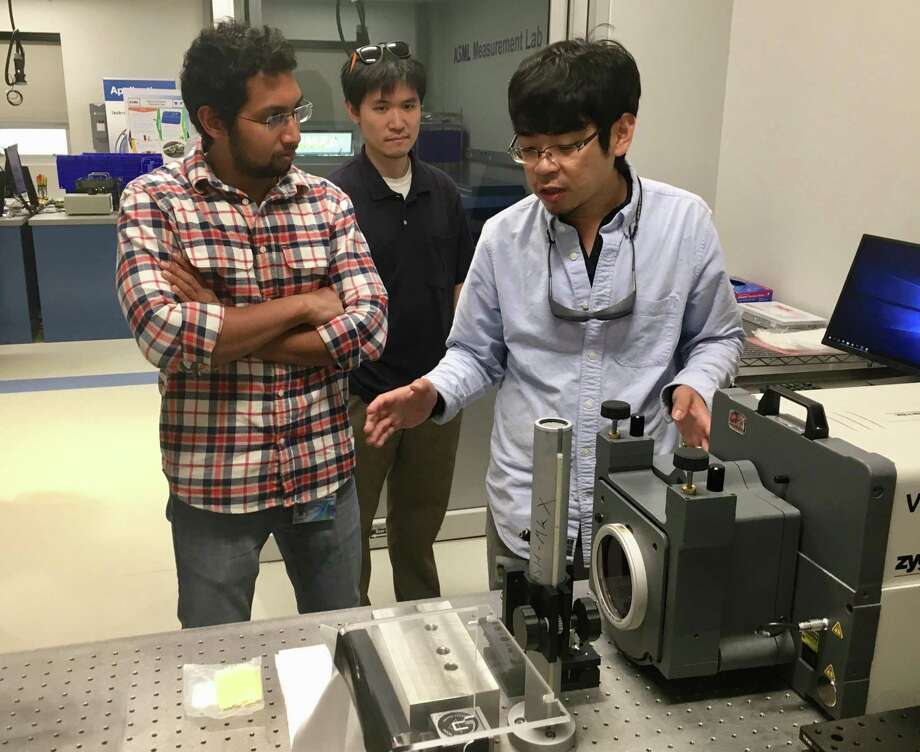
[823,233,920,375]
[737,234,920,389]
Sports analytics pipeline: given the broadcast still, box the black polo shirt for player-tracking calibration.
[328,149,475,403]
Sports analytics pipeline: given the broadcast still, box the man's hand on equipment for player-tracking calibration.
[671,385,711,450]
[160,253,219,304]
[364,378,438,447]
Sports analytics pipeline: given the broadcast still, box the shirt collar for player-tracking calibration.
[185,143,312,201]
[544,159,640,239]
[357,146,433,202]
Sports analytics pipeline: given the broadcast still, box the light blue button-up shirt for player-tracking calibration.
[426,165,744,560]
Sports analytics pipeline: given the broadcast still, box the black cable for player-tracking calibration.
[5,0,26,93]
[336,0,370,55]
[335,0,349,54]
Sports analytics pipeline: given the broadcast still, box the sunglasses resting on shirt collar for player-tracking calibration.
[546,177,644,322]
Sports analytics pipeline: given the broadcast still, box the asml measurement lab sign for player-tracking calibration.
[453,25,544,63]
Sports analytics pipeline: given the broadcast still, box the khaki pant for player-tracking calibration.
[349,395,463,604]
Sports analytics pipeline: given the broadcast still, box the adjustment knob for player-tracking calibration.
[673,446,709,472]
[707,464,726,492]
[601,400,631,421]
[513,605,543,652]
[573,597,602,643]
[629,414,645,437]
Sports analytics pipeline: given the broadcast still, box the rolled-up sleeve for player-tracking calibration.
[116,183,225,373]
[661,217,744,410]
[315,193,388,371]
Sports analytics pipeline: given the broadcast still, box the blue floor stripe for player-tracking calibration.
[0,371,159,393]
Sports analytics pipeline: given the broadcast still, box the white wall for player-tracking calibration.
[715,1,920,316]
[601,0,734,209]
[5,0,205,154]
[0,40,67,125]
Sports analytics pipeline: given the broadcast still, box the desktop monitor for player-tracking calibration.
[295,129,355,158]
[3,144,39,210]
[823,234,920,374]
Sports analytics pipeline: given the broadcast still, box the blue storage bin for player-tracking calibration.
[56,153,164,193]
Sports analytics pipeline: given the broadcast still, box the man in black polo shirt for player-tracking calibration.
[328,44,474,604]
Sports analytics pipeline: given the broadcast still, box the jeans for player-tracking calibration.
[167,477,361,628]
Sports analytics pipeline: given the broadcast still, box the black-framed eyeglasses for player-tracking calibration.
[237,102,313,130]
[348,41,411,72]
[508,131,599,166]
[547,177,644,322]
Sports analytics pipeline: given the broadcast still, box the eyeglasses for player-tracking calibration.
[237,102,313,130]
[348,41,411,73]
[508,131,599,166]
[547,177,643,322]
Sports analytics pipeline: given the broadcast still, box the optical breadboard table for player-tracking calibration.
[0,591,825,751]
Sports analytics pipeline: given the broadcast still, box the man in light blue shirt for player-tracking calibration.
[364,39,743,586]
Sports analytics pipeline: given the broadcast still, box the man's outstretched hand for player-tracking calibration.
[671,384,711,450]
[364,378,438,447]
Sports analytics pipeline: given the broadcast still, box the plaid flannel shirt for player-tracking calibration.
[116,148,388,512]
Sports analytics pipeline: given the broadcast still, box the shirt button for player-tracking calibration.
[585,398,594,408]
[241,198,250,206]
[259,245,267,254]
[278,391,286,399]
[569,252,578,261]
[587,351,597,361]
[581,303,589,311]
[403,219,408,225]
[278,438,286,448]
[581,447,590,457]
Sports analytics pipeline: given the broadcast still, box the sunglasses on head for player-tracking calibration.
[348,41,411,73]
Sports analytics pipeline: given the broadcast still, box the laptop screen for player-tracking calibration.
[823,234,920,373]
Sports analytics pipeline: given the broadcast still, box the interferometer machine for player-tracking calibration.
[335,382,920,750]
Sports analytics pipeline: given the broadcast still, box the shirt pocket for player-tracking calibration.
[281,240,330,285]
[180,238,254,302]
[609,294,681,368]
[183,239,253,276]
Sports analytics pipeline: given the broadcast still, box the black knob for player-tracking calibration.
[573,597,602,642]
[707,464,726,492]
[673,446,709,472]
[513,605,543,652]
[629,414,645,437]
[601,400,631,421]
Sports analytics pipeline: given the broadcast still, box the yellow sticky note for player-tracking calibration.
[215,663,263,711]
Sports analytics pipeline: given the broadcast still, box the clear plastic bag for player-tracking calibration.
[182,657,265,719]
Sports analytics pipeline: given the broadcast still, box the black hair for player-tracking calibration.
[340,51,426,110]
[181,21,297,150]
[508,39,640,168]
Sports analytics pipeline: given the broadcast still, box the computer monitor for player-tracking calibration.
[295,129,355,158]
[3,144,39,210]
[823,234,920,374]
[4,144,28,194]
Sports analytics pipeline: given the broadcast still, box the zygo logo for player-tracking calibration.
[894,553,920,576]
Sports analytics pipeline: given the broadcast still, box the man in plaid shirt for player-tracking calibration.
[116,22,387,628]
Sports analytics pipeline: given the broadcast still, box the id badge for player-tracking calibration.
[292,494,337,524]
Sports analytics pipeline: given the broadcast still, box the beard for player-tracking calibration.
[228,128,292,179]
